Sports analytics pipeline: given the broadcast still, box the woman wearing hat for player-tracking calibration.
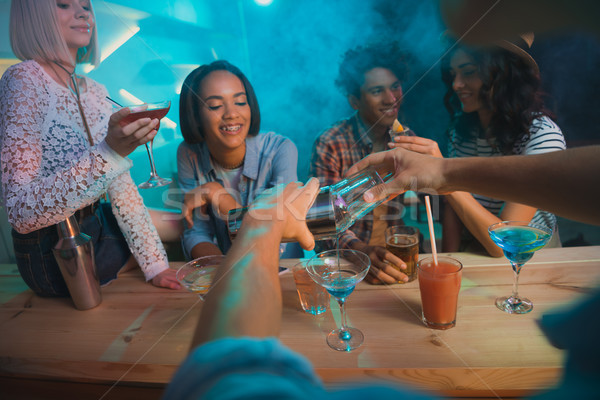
[390,34,566,256]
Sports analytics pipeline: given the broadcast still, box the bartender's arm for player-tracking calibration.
[347,146,600,226]
[190,179,320,348]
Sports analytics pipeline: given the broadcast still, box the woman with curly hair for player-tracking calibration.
[390,34,566,256]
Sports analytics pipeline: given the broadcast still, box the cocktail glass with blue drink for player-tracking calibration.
[488,221,552,314]
[307,249,370,351]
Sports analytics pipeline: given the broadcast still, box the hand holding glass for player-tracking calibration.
[488,221,552,314]
[307,250,370,351]
[385,225,419,283]
[228,166,388,242]
[119,101,172,189]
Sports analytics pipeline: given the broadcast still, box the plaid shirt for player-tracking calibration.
[309,112,409,250]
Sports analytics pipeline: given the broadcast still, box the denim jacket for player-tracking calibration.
[177,132,298,258]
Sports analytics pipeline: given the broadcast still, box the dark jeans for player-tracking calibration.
[12,203,130,297]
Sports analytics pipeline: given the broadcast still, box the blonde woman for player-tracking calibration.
[0,0,180,296]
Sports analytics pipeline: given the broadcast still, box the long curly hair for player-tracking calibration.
[440,43,552,154]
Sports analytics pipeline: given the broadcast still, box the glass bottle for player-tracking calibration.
[227,167,388,242]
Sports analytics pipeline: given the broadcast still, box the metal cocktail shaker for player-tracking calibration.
[52,215,102,310]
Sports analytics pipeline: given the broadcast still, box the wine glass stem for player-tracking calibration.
[337,298,351,340]
[145,141,158,177]
[511,263,523,299]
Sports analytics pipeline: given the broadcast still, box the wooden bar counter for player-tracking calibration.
[1,246,600,399]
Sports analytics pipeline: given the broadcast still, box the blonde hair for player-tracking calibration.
[9,0,100,67]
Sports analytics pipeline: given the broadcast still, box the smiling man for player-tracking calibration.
[309,42,414,285]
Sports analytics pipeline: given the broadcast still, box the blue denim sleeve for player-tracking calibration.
[176,144,218,257]
[163,337,437,400]
[162,337,326,400]
[270,137,298,185]
[181,211,217,259]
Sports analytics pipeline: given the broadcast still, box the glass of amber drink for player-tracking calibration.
[385,225,419,283]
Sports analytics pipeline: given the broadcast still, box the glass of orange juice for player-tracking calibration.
[417,256,462,330]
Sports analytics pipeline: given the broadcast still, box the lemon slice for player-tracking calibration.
[392,119,404,133]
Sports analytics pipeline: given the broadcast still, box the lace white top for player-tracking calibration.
[0,60,168,281]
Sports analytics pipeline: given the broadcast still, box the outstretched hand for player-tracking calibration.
[105,108,159,158]
[182,182,238,228]
[243,178,320,251]
[192,179,320,345]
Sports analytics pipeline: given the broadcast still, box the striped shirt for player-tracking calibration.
[449,115,566,231]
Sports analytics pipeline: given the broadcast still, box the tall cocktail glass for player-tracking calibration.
[307,249,370,351]
[418,256,462,329]
[119,101,172,189]
[488,221,552,314]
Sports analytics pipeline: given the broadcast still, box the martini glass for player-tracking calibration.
[307,249,370,351]
[119,101,172,189]
[176,255,224,300]
[488,221,552,314]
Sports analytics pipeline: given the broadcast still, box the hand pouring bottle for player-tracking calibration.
[227,167,389,242]
[53,215,102,310]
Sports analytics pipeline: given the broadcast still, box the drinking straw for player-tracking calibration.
[424,196,438,266]
[105,96,123,107]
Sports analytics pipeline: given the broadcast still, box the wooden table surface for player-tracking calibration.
[1,246,600,399]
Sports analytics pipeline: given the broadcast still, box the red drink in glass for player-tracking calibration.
[418,256,462,330]
[116,100,172,189]
[119,102,170,127]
